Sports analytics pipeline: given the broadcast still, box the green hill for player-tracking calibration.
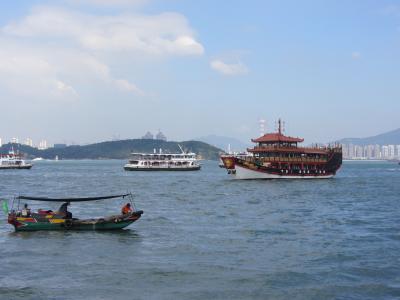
[336,128,400,145]
[0,139,222,160]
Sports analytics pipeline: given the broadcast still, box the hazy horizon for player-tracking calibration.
[1,0,399,145]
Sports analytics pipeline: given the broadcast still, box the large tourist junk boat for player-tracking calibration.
[220,120,342,179]
[124,146,201,171]
[0,148,32,170]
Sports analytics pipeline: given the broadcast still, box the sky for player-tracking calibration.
[0,0,399,145]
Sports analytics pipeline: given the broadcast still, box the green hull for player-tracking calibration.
[9,211,143,232]
[14,220,135,231]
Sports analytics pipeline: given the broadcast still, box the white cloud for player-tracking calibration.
[0,42,77,100]
[351,51,361,60]
[114,79,143,95]
[0,5,203,100]
[54,80,78,97]
[0,39,142,100]
[81,55,143,94]
[3,7,204,55]
[210,59,248,76]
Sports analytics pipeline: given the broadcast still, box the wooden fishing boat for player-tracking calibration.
[5,194,143,232]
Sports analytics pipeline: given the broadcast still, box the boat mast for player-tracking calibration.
[278,119,282,134]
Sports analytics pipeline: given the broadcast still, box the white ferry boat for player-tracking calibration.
[0,149,32,170]
[124,147,201,171]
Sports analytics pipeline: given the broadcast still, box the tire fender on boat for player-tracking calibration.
[64,219,73,229]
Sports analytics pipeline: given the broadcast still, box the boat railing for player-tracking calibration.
[240,156,328,163]
[250,145,341,153]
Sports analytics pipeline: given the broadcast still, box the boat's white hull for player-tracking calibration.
[124,164,200,171]
[232,165,334,180]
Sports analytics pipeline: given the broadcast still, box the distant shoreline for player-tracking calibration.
[0,139,222,161]
[343,159,397,162]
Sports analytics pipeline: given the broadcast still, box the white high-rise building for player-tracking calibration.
[382,145,389,159]
[366,145,374,159]
[374,144,381,159]
[341,144,348,159]
[38,140,48,150]
[355,145,363,158]
[348,144,355,158]
[11,137,19,144]
[0,137,2,147]
[388,145,395,158]
[24,138,33,147]
[396,145,400,158]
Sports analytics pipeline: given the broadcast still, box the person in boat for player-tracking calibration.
[21,203,31,217]
[58,202,72,219]
[121,203,132,215]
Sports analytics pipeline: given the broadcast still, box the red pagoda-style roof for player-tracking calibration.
[251,119,304,144]
[251,132,304,144]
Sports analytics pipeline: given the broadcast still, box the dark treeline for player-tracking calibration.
[0,139,222,160]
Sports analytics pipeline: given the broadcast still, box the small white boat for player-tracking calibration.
[0,149,32,170]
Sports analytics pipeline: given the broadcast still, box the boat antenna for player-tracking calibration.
[278,119,282,134]
[178,144,185,154]
[259,118,266,137]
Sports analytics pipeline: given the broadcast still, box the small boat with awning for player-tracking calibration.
[3,193,143,232]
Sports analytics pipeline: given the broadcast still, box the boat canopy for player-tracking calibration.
[251,133,304,144]
[16,194,130,202]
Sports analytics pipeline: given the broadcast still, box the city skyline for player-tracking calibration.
[0,129,169,148]
[0,1,399,144]
[342,143,400,160]
[2,123,400,148]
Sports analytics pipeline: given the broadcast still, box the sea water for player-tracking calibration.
[0,160,399,300]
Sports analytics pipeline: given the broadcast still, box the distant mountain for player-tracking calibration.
[0,139,223,160]
[337,128,400,145]
[196,135,250,152]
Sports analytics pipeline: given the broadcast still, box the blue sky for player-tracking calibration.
[0,0,399,145]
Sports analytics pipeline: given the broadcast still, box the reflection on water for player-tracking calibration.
[0,160,400,299]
